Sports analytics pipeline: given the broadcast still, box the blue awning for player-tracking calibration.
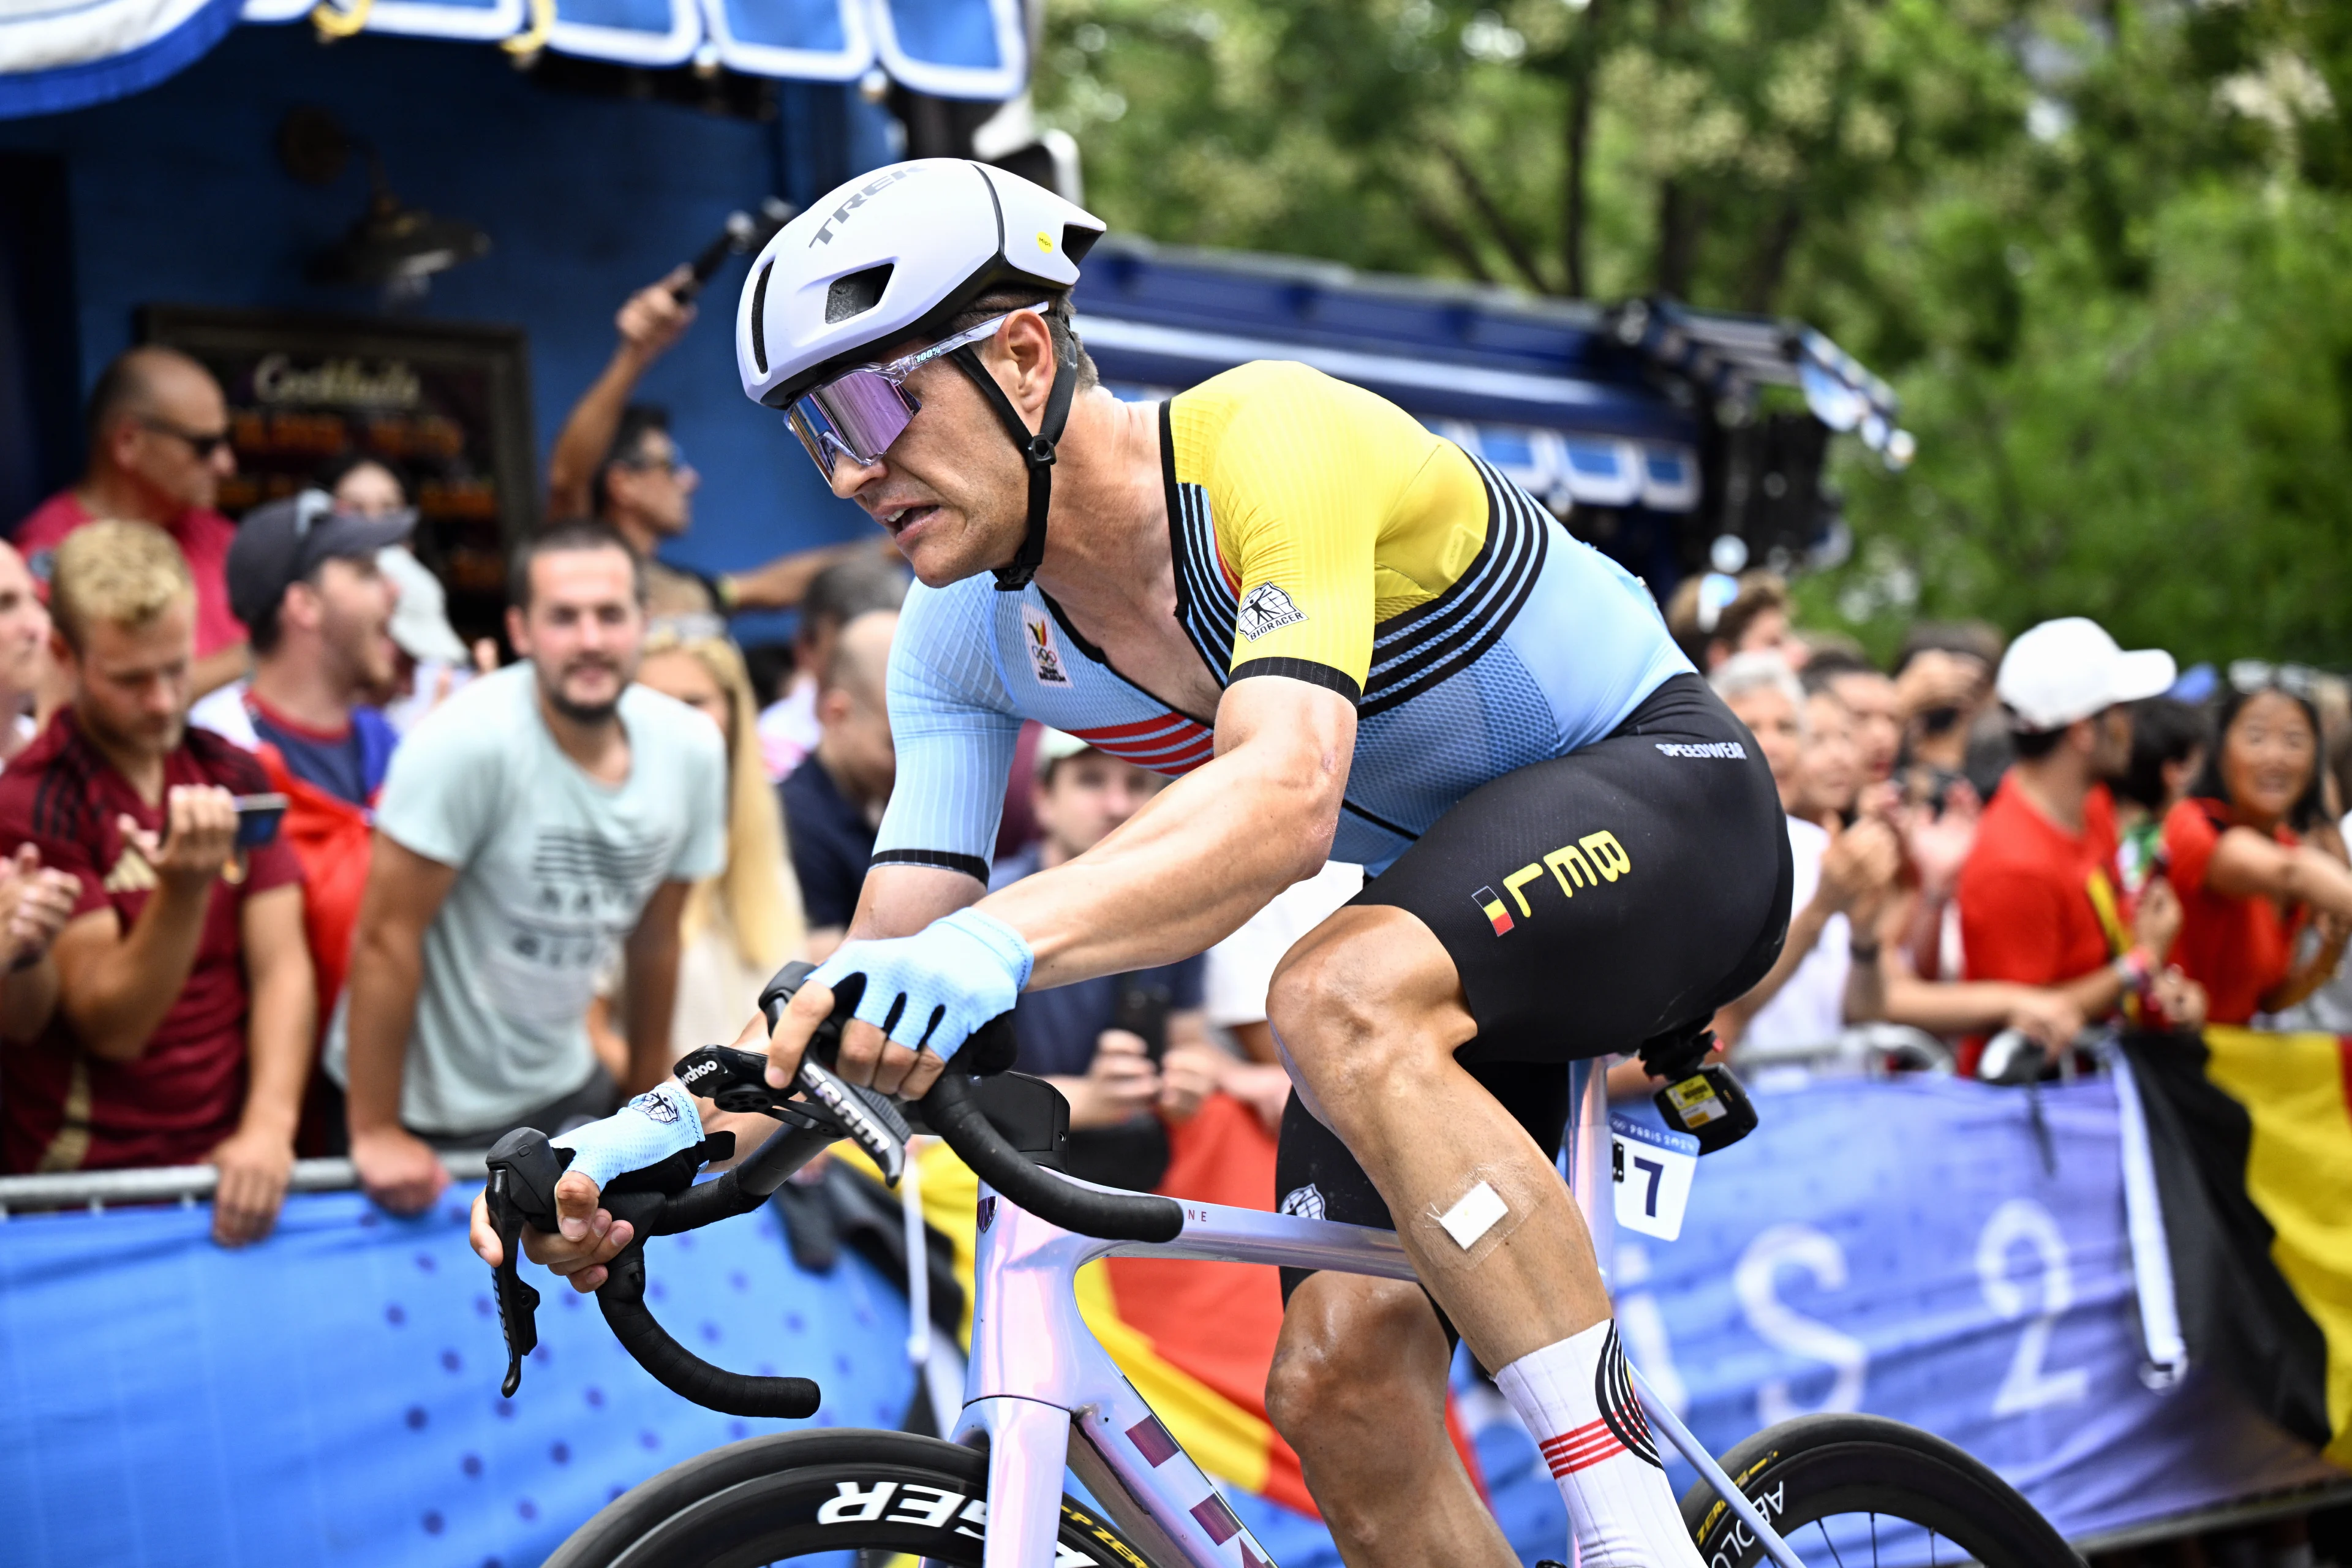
[0,0,1024,118]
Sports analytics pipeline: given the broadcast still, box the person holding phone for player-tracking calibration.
[0,521,314,1246]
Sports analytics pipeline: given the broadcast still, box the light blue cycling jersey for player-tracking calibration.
[872,363,1693,880]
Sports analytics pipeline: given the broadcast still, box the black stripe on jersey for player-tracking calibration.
[1161,402,1240,684]
[1358,458,1551,717]
[1230,657,1362,705]
[873,848,992,883]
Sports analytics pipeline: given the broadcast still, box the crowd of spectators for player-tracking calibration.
[4,325,2350,1255]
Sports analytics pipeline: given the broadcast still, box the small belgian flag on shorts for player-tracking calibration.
[1474,886,1513,935]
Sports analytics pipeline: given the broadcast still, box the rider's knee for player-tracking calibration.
[1267,922,1436,1102]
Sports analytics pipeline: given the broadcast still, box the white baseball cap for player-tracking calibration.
[377,545,470,666]
[1997,617,2177,732]
[1034,728,1103,777]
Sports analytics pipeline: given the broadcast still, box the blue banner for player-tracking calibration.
[1608,1075,2340,1534]
[0,1077,2338,1567]
[0,1190,913,1565]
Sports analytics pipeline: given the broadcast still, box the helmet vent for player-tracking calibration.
[1061,225,1100,266]
[749,259,773,376]
[826,265,894,324]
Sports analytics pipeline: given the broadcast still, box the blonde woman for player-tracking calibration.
[590,627,807,1075]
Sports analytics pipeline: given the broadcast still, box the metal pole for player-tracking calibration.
[0,1152,489,1216]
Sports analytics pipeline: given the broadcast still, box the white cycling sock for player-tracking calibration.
[1496,1320,1702,1568]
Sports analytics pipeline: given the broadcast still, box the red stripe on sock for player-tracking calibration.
[1538,1417,1629,1477]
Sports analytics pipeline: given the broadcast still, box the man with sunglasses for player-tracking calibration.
[483,160,1790,1568]
[15,346,250,701]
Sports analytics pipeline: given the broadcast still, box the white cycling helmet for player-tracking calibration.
[736,159,1104,588]
[737,158,1102,410]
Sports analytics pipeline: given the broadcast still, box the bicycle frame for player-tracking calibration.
[947,1061,1809,1568]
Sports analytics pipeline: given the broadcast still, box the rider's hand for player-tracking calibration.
[123,786,238,889]
[352,1124,451,1215]
[467,1168,635,1294]
[617,268,696,361]
[1158,1041,1222,1124]
[209,1121,295,1246]
[766,908,1033,1099]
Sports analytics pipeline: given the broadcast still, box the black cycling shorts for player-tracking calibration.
[1276,672,1791,1300]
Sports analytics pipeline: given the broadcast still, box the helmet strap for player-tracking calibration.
[949,344,1077,592]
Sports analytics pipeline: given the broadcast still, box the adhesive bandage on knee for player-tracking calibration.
[1498,1321,1703,1568]
[1409,1165,1538,1271]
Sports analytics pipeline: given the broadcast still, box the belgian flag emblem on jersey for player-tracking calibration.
[1474,886,1513,935]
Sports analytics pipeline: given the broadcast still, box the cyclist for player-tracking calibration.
[474,160,1791,1568]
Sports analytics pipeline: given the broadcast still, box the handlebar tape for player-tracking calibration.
[920,1071,1185,1243]
[598,1247,820,1419]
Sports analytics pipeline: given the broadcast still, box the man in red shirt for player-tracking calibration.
[1956,617,2203,1074]
[13,347,249,701]
[0,521,314,1245]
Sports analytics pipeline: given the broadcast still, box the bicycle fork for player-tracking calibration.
[952,1192,1281,1568]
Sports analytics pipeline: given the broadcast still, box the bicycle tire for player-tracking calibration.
[1679,1413,2084,1568]
[544,1428,1164,1568]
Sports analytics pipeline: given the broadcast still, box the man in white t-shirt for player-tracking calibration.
[331,521,728,1213]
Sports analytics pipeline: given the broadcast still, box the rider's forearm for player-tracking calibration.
[620,920,684,1096]
[981,684,1352,989]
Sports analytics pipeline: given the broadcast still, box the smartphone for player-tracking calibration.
[232,793,289,848]
[1112,979,1172,1066]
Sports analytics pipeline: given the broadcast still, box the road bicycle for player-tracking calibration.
[482,967,2082,1568]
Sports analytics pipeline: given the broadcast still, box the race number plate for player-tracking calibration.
[1610,1114,1700,1242]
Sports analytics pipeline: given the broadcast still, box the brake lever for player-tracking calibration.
[484,1128,568,1397]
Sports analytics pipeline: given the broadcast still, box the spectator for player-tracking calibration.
[15,347,249,699]
[2162,676,2352,1025]
[1953,618,2203,1072]
[1802,649,1902,787]
[1892,622,2001,786]
[0,540,58,767]
[332,520,728,1213]
[1665,568,1798,671]
[756,554,910,781]
[1789,685,1866,828]
[1710,653,1899,1050]
[0,521,313,1245]
[542,271,880,619]
[608,628,807,1065]
[1203,861,1363,1134]
[990,730,1221,1189]
[780,609,898,959]
[309,454,485,728]
[2113,697,2209,894]
[189,493,411,1153]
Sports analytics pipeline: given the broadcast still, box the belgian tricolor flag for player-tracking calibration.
[2123,1027,2352,1463]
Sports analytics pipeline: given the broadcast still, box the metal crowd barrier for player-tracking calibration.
[0,1152,490,1216]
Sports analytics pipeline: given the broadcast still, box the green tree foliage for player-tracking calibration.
[1036,0,2352,663]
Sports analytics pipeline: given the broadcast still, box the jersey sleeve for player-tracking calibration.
[373,681,508,869]
[872,581,1023,884]
[1197,371,1398,704]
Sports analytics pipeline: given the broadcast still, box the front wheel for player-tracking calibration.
[545,1428,1163,1568]
[1680,1414,2084,1568]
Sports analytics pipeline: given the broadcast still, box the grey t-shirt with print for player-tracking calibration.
[325,663,728,1136]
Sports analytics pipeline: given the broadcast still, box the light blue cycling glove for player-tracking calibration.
[807,907,1035,1063]
[551,1082,705,1193]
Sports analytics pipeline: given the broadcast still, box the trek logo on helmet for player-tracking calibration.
[809,168,916,247]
